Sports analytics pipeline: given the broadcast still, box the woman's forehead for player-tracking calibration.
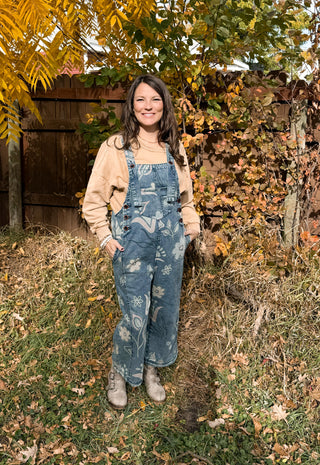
[134,82,162,98]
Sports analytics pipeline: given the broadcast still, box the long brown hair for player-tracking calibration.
[118,75,184,165]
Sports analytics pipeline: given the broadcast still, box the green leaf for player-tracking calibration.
[217,26,230,39]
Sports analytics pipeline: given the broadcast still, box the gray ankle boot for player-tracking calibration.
[107,367,127,409]
[144,365,166,402]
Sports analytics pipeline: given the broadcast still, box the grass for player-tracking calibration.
[0,227,319,464]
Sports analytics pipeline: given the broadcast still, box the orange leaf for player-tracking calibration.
[300,230,310,241]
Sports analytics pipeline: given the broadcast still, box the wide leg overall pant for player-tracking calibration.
[111,146,190,386]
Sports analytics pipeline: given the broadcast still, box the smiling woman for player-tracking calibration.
[133,82,164,132]
[83,74,200,410]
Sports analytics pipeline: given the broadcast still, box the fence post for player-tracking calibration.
[283,99,307,247]
[8,101,23,231]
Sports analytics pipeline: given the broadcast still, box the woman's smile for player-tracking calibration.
[133,82,163,131]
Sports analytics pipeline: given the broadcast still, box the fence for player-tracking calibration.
[0,75,125,237]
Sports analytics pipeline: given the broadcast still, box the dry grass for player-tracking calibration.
[176,229,320,445]
[0,227,319,464]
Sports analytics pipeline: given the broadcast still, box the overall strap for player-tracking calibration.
[166,144,179,203]
[124,146,142,207]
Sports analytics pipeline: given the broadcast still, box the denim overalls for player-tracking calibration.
[111,144,190,386]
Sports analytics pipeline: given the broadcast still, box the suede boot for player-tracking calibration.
[144,365,166,402]
[107,367,127,409]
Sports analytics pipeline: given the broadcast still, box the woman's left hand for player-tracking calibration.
[184,229,199,242]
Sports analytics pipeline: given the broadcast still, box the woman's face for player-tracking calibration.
[133,82,163,132]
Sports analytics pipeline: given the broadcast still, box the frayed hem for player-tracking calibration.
[112,364,143,388]
[144,353,177,368]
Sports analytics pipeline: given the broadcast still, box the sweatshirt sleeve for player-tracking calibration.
[83,140,115,242]
[179,144,201,234]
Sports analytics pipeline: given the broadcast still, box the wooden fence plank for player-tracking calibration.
[0,192,9,226]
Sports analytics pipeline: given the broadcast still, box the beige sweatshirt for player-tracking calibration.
[83,134,200,242]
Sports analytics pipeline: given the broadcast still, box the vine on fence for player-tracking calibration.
[77,0,320,254]
[78,71,320,254]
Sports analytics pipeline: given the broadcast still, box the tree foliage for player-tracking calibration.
[3,0,320,249]
[79,0,320,248]
[301,0,320,77]
[0,0,155,141]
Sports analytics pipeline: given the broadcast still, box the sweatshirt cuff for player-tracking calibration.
[94,225,112,243]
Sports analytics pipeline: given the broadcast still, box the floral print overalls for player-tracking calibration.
[111,144,190,386]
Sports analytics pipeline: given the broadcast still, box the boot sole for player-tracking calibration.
[147,395,166,404]
[108,400,127,410]
[152,399,166,404]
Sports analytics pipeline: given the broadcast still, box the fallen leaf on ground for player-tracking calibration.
[106,447,119,454]
[71,387,85,395]
[250,414,262,437]
[120,451,131,461]
[232,352,249,366]
[270,404,288,421]
[208,418,225,429]
[16,443,38,463]
[140,400,146,411]
[273,443,288,457]
[0,379,8,390]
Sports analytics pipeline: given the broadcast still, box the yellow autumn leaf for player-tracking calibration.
[140,400,146,411]
[1,0,156,141]
[110,15,117,28]
[75,191,84,198]
[249,17,256,29]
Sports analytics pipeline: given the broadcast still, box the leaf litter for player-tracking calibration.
[0,229,319,464]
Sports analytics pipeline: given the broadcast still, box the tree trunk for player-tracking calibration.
[283,99,307,247]
[8,101,23,231]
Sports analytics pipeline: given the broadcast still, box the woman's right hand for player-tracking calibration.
[104,239,124,259]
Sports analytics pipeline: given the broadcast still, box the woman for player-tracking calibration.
[83,75,200,409]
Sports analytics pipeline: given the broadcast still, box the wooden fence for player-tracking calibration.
[0,75,125,237]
